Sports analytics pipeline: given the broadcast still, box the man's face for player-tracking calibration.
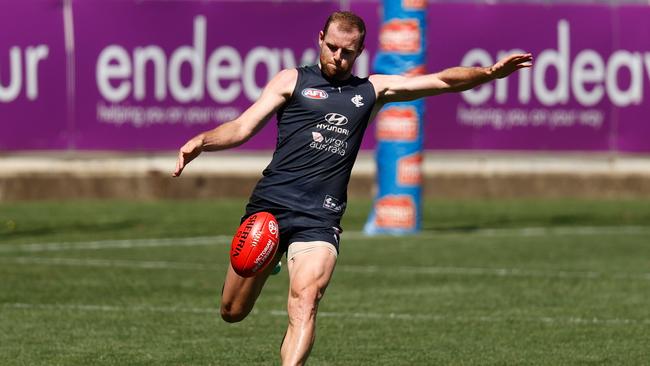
[318,22,364,80]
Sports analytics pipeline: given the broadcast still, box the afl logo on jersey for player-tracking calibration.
[324,113,348,126]
[302,88,329,100]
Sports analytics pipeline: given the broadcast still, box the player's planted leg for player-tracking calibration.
[281,243,337,366]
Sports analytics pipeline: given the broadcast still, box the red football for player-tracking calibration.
[230,212,280,277]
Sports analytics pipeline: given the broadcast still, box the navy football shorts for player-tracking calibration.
[241,210,341,255]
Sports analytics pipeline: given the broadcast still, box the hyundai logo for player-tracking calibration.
[324,113,348,126]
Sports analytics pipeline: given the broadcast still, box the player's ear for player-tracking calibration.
[353,43,364,61]
[318,30,325,46]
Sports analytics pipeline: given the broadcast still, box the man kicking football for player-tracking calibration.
[173,11,532,366]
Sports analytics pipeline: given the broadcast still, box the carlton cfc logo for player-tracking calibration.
[302,88,329,100]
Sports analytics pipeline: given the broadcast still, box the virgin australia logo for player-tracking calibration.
[312,131,324,142]
[324,113,348,126]
[351,94,364,107]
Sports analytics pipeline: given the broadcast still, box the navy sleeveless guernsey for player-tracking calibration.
[245,65,376,227]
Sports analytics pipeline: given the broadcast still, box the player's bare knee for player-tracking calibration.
[288,285,323,320]
[220,302,251,323]
[220,308,247,323]
[292,282,324,301]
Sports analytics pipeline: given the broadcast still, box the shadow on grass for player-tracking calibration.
[420,214,615,233]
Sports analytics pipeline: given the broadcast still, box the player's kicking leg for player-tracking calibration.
[281,242,337,366]
[220,250,283,322]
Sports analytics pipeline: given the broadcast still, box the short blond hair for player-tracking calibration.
[322,11,366,49]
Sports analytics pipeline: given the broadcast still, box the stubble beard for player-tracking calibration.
[320,54,352,81]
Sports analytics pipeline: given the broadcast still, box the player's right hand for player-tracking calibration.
[490,53,533,79]
[173,137,204,177]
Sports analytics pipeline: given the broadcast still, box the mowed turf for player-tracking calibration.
[1,199,650,365]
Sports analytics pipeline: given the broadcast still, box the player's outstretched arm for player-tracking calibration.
[371,53,532,104]
[172,69,297,177]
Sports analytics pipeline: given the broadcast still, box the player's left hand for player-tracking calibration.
[490,53,533,79]
[172,137,203,177]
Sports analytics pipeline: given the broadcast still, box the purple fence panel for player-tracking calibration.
[3,1,650,152]
[423,4,617,151]
[614,5,650,153]
[72,0,339,150]
[0,0,68,150]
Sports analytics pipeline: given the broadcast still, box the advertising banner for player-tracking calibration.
[72,0,341,150]
[0,0,68,150]
[2,1,650,153]
[614,6,650,152]
[423,4,618,151]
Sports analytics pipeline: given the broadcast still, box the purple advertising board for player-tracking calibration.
[614,5,650,152]
[424,3,618,151]
[0,0,68,150]
[72,0,340,150]
[2,1,650,152]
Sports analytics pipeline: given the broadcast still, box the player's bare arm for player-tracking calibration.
[172,69,297,177]
[370,53,533,104]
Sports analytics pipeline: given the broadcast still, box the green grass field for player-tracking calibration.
[1,199,650,365]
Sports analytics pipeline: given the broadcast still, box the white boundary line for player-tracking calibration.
[3,302,650,326]
[1,225,648,253]
[0,236,230,253]
[2,256,650,281]
[0,257,215,271]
